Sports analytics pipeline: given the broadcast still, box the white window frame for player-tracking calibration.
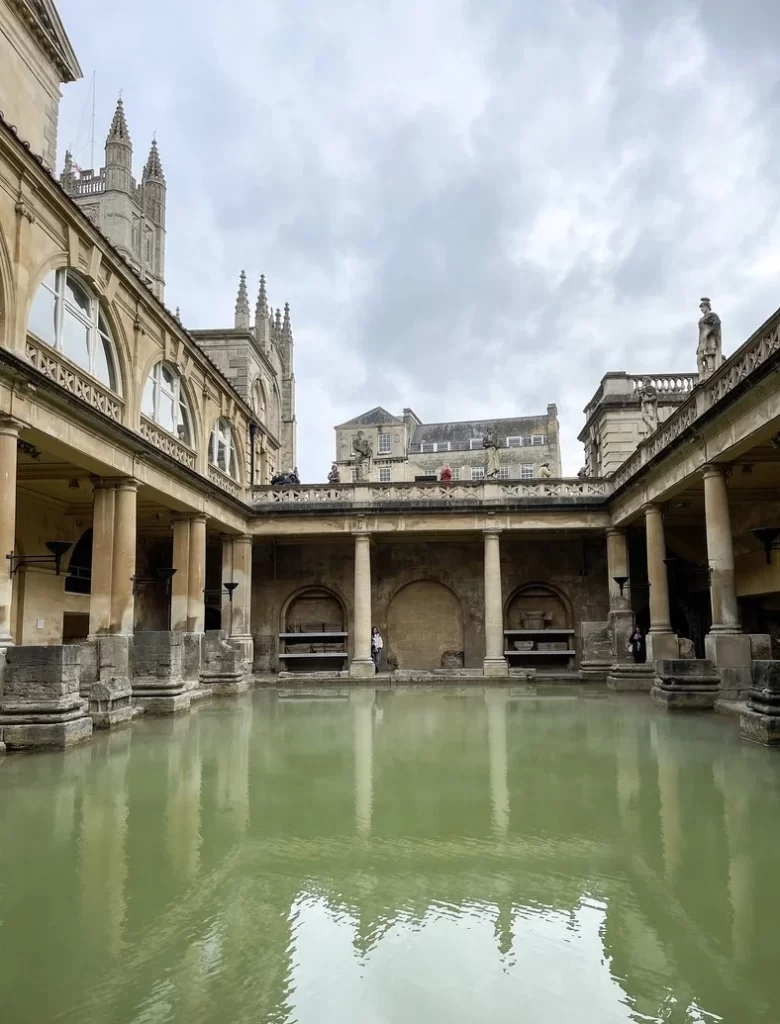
[378,466,391,483]
[469,438,483,450]
[505,436,522,448]
[377,432,391,454]
[209,418,238,479]
[498,466,510,479]
[142,362,193,445]
[532,434,545,445]
[471,466,485,480]
[28,269,120,392]
[520,464,533,479]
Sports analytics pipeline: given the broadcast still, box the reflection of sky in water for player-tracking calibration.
[287,893,720,1024]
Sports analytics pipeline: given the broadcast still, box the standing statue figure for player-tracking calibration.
[483,427,500,479]
[351,430,373,481]
[638,376,659,434]
[697,297,722,380]
[327,463,341,484]
[538,462,552,479]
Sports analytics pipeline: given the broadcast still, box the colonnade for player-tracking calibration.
[349,527,507,677]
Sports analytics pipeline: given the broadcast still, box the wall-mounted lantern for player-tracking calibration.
[752,527,780,565]
[7,541,73,577]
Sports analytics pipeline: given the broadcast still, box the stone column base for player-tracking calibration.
[0,697,92,749]
[133,692,191,715]
[705,632,752,699]
[652,659,720,710]
[740,660,780,744]
[132,631,189,715]
[483,657,509,678]
[607,662,654,692]
[646,631,679,661]
[200,631,250,696]
[350,658,376,679]
[580,659,611,683]
[89,678,133,729]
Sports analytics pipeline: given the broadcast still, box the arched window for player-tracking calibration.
[27,269,120,392]
[252,378,267,420]
[209,418,238,478]
[142,362,193,444]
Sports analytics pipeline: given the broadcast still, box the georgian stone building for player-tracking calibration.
[334,404,561,482]
[2,0,780,752]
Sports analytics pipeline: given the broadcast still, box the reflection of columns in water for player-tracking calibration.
[485,689,509,837]
[352,689,375,835]
[649,719,680,880]
[164,714,203,881]
[217,699,253,836]
[616,725,641,839]
[79,729,132,960]
[713,753,753,963]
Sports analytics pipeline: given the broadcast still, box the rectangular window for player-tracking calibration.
[471,466,485,480]
[422,442,436,453]
[469,438,483,450]
[532,435,545,445]
[521,465,533,479]
[498,466,510,479]
[451,468,460,481]
[379,466,391,482]
[351,468,358,482]
[505,436,521,447]
[378,433,391,454]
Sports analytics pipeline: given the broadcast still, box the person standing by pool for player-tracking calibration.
[371,626,384,673]
[628,627,646,664]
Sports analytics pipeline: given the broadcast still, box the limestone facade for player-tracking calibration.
[334,404,561,482]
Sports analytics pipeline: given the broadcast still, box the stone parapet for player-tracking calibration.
[652,659,720,710]
[0,645,92,749]
[740,661,780,745]
[131,631,190,714]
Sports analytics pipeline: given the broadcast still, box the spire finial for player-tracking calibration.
[282,301,292,337]
[274,307,282,339]
[143,136,164,182]
[107,95,131,143]
[255,274,269,323]
[175,307,181,323]
[235,270,250,330]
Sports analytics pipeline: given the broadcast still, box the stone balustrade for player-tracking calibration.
[629,373,698,394]
[139,415,197,470]
[26,340,124,422]
[252,478,613,508]
[208,464,242,498]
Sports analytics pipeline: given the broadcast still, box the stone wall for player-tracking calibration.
[251,534,608,672]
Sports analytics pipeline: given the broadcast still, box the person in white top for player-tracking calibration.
[371,626,384,673]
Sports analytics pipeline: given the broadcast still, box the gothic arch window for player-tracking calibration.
[252,378,267,420]
[270,383,281,438]
[142,361,193,444]
[209,418,238,478]
[27,269,120,392]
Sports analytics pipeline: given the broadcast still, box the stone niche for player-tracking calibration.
[740,661,780,745]
[652,659,720,710]
[0,645,92,750]
[131,631,190,714]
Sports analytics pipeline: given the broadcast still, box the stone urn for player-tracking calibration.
[521,610,548,631]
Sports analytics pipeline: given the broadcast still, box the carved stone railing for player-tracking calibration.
[208,464,242,498]
[630,373,698,395]
[611,311,780,491]
[252,479,613,507]
[70,177,105,197]
[26,339,124,422]
[139,416,197,470]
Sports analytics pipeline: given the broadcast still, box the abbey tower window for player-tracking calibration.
[142,362,193,444]
[28,270,120,392]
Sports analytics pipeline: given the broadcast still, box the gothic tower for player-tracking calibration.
[60,98,167,301]
[279,302,297,470]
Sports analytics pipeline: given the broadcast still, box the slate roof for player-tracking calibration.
[412,416,548,445]
[339,407,404,427]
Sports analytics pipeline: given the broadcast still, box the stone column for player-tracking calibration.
[702,466,751,693]
[350,532,374,678]
[0,419,21,647]
[171,518,190,632]
[221,535,235,635]
[606,528,630,611]
[110,480,137,636]
[88,482,115,638]
[644,503,678,661]
[483,528,507,676]
[230,536,253,640]
[186,516,207,633]
[605,526,647,690]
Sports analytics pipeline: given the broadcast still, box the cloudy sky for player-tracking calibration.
[57,0,780,480]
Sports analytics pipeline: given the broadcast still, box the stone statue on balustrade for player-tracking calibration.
[697,297,722,380]
[638,376,659,434]
[351,431,373,481]
[327,463,341,484]
[538,462,552,478]
[483,427,500,479]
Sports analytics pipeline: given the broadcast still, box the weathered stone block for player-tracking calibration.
[79,640,99,696]
[741,662,780,742]
[607,663,653,692]
[441,650,464,669]
[0,645,92,749]
[89,677,133,730]
[748,634,772,660]
[646,632,679,661]
[132,631,189,715]
[580,621,611,682]
[200,631,249,696]
[182,632,203,690]
[652,658,720,710]
[678,638,695,659]
[3,645,80,701]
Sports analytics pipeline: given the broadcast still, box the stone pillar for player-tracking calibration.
[702,465,751,696]
[171,518,190,633]
[186,515,207,633]
[483,529,507,676]
[88,482,116,638]
[0,418,21,647]
[110,480,137,636]
[221,535,235,635]
[644,504,678,661]
[606,526,651,691]
[350,532,374,678]
[230,536,253,641]
[606,528,630,611]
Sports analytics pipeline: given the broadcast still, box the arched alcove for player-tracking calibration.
[505,583,571,630]
[387,580,464,670]
[283,586,345,633]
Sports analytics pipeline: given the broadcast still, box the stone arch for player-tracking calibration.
[281,586,346,633]
[505,582,572,630]
[269,381,281,441]
[208,415,243,485]
[387,579,464,671]
[0,223,13,350]
[138,357,201,453]
[65,527,93,595]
